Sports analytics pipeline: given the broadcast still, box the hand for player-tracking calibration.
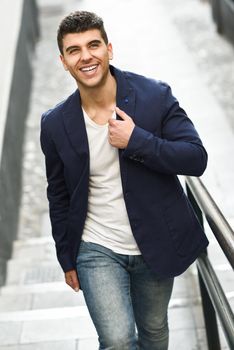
[65,269,80,292]
[108,107,135,149]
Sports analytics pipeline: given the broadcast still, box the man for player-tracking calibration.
[40,11,209,350]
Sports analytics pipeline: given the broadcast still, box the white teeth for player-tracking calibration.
[81,65,97,72]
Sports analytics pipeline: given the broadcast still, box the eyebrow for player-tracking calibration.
[65,45,79,53]
[65,39,102,53]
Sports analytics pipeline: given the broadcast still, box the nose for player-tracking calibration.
[80,47,92,62]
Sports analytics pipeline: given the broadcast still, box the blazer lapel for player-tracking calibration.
[62,89,89,159]
[61,67,136,191]
[114,67,136,121]
[113,66,136,190]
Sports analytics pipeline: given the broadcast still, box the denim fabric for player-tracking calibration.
[76,241,174,350]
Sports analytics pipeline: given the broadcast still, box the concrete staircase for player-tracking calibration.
[0,0,232,349]
[0,214,98,350]
[0,213,209,350]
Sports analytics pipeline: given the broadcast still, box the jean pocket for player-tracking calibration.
[76,241,99,262]
[76,241,86,262]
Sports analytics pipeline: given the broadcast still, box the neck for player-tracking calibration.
[79,71,117,111]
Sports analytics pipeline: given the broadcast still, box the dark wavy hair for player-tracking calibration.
[57,11,108,54]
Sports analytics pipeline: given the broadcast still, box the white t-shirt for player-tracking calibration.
[81,109,141,255]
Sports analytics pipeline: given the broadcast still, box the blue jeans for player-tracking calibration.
[76,241,174,350]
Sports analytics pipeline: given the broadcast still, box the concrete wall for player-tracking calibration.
[211,0,234,45]
[220,0,234,45]
[0,0,39,285]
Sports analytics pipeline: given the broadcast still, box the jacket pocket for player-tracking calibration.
[163,193,199,257]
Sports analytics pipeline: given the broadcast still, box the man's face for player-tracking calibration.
[60,29,113,90]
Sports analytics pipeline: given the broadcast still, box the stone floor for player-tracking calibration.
[0,0,233,349]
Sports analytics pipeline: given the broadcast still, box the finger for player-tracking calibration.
[65,271,80,292]
[71,275,80,292]
[65,274,73,288]
[115,106,129,120]
[108,118,116,126]
[108,133,114,146]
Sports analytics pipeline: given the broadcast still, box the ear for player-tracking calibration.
[60,54,68,71]
[107,43,113,60]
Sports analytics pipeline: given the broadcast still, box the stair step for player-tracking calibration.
[0,282,85,312]
[12,237,56,260]
[1,281,68,295]
[0,305,89,321]
[0,306,97,346]
[6,260,64,285]
[0,339,82,350]
[40,212,51,237]
[0,293,32,312]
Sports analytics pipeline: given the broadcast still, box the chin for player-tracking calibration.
[80,76,106,89]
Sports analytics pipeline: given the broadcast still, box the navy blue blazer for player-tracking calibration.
[40,65,209,278]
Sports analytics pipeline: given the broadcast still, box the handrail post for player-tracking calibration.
[198,267,221,350]
[186,183,221,350]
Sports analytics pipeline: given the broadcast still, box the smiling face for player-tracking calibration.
[60,29,113,91]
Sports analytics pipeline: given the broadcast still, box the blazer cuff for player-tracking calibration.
[123,125,152,162]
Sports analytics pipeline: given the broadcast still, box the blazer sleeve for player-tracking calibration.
[40,114,74,272]
[123,83,208,176]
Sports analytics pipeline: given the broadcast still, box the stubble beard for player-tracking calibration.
[74,64,111,92]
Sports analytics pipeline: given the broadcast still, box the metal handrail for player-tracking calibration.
[185,176,234,350]
[197,254,234,348]
[186,176,234,269]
